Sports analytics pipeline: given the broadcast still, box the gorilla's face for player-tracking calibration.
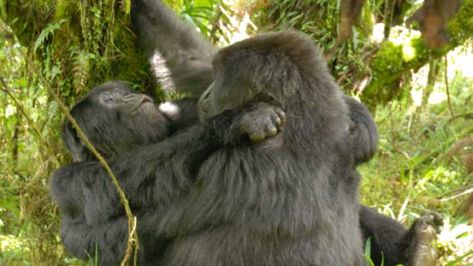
[197,41,288,121]
[197,71,256,121]
[63,81,169,161]
[91,81,157,117]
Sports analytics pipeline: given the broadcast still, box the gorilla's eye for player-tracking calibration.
[101,88,126,106]
[102,92,114,103]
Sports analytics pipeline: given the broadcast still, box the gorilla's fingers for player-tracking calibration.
[271,112,281,129]
[273,107,286,132]
[265,122,278,136]
[238,104,285,143]
[275,107,287,125]
[249,132,265,142]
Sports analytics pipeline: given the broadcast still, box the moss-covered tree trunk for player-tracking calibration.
[1,0,153,103]
[362,0,473,108]
[257,0,473,108]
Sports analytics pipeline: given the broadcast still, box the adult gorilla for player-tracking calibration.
[131,1,441,265]
[51,80,285,265]
[149,30,364,265]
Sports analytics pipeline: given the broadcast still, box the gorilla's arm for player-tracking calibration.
[51,103,284,264]
[52,105,255,223]
[160,98,200,133]
[58,214,170,265]
[131,0,214,96]
[348,101,441,266]
[59,216,129,265]
[347,100,439,266]
[131,0,214,133]
[360,206,408,265]
[52,160,159,265]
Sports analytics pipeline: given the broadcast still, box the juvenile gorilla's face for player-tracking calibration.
[63,81,169,161]
[90,82,156,116]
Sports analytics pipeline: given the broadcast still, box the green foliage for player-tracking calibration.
[179,0,217,37]
[257,0,339,47]
[364,41,406,104]
[361,0,473,107]
[1,0,472,264]
[372,42,404,77]
[34,19,67,52]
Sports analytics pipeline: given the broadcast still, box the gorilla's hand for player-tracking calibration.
[240,103,286,142]
[407,212,443,266]
[224,102,286,144]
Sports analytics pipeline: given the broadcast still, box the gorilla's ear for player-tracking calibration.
[61,122,88,162]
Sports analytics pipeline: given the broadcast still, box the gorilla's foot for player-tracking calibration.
[408,212,443,266]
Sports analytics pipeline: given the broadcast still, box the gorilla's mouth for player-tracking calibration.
[130,95,158,115]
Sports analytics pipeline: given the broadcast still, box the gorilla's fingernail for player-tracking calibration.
[250,134,264,142]
[275,116,281,126]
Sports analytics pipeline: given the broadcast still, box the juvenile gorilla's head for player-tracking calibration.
[62,81,169,162]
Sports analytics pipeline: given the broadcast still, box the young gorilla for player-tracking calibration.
[51,81,285,265]
[131,1,442,265]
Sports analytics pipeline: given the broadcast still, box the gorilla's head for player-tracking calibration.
[197,31,350,149]
[62,81,169,162]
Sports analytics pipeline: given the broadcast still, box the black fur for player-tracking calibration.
[51,81,284,265]
[131,0,214,96]
[147,31,365,265]
[360,206,409,265]
[345,95,378,165]
[62,80,169,162]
